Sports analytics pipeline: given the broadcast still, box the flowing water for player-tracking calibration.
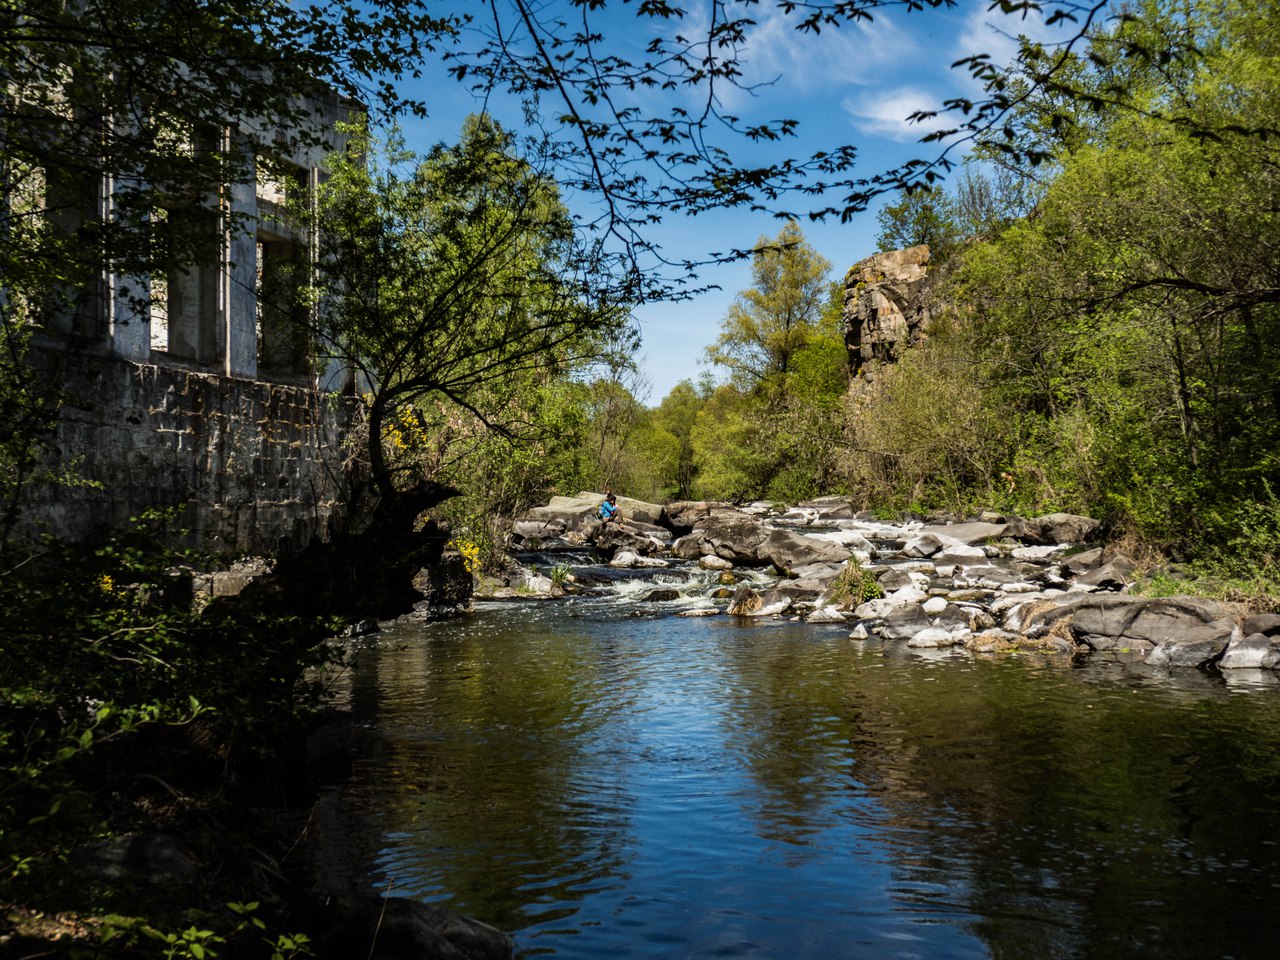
[317,572,1280,959]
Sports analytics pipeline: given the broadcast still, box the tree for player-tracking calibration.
[450,1,1137,244]
[311,116,638,527]
[875,187,959,260]
[705,221,832,393]
[850,0,1280,549]
[650,381,706,500]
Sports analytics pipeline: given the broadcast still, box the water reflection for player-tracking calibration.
[319,604,1280,959]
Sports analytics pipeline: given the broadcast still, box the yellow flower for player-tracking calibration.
[448,539,481,574]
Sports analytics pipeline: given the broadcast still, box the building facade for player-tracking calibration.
[15,90,361,556]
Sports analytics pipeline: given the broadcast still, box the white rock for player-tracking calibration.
[609,551,670,569]
[1011,545,1067,561]
[698,555,734,570]
[936,545,987,563]
[806,606,848,624]
[922,596,948,615]
[888,585,927,604]
[896,561,938,575]
[809,530,876,553]
[848,623,871,640]
[749,599,792,617]
[907,627,968,648]
[854,598,896,619]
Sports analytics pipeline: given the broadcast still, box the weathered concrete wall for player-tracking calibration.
[24,346,353,557]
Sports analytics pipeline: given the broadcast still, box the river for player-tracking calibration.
[316,581,1280,959]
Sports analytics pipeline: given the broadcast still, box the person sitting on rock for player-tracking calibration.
[598,493,619,525]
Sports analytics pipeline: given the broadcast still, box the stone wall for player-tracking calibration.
[23,346,354,557]
[842,244,934,379]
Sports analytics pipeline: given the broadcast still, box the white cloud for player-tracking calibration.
[842,87,953,142]
[952,1,1085,86]
[741,6,922,91]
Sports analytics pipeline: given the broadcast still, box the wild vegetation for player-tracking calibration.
[5,0,1280,955]
[583,0,1280,599]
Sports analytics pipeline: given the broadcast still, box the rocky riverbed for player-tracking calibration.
[491,492,1280,673]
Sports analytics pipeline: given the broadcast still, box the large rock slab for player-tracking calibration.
[683,511,773,565]
[663,500,722,531]
[594,524,663,557]
[918,521,1007,545]
[1033,513,1102,545]
[1145,620,1236,668]
[760,529,852,574]
[575,491,667,526]
[1013,594,1238,664]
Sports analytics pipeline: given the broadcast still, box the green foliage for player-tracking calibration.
[313,117,637,514]
[705,221,832,393]
[875,187,960,263]
[0,511,334,903]
[844,0,1280,567]
[652,380,706,499]
[693,226,849,502]
[827,560,884,608]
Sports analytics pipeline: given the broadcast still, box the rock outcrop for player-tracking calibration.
[843,244,935,380]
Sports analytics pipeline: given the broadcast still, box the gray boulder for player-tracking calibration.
[918,521,1007,546]
[70,832,198,884]
[1242,613,1280,637]
[1033,512,1102,545]
[317,897,512,960]
[1219,632,1280,670]
[796,496,860,521]
[594,524,662,557]
[761,529,852,574]
[902,532,950,558]
[1014,594,1237,663]
[807,606,848,623]
[686,511,773,565]
[511,518,567,541]
[907,626,967,648]
[522,494,605,532]
[1075,557,1138,589]
[665,500,733,532]
[880,603,931,640]
[1146,620,1236,668]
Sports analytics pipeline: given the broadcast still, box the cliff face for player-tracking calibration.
[842,244,934,380]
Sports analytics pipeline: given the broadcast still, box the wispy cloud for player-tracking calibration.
[842,86,952,142]
[741,6,922,91]
[952,1,1084,87]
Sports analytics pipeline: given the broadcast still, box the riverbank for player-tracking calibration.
[489,493,1280,674]
[0,516,503,960]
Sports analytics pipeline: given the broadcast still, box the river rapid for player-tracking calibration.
[316,575,1280,960]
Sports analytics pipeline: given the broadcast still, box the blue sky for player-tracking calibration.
[395,1,1077,403]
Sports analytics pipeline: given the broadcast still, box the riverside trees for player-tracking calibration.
[310,116,637,543]
[841,0,1280,565]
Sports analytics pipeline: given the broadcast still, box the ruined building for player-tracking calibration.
[11,90,360,556]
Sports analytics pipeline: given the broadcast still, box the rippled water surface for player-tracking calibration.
[319,598,1280,959]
